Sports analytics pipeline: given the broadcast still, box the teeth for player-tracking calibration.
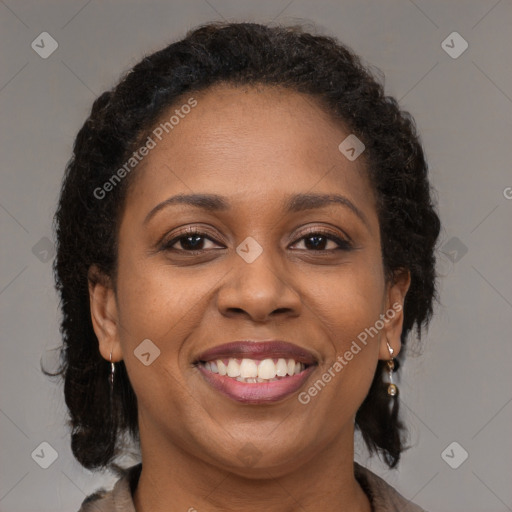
[258,358,276,379]
[226,359,240,377]
[217,360,227,375]
[276,358,288,377]
[202,357,307,381]
[240,358,258,379]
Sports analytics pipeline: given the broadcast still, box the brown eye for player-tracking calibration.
[174,234,206,251]
[162,229,223,253]
[291,231,352,252]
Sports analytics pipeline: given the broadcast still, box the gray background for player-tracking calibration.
[1,1,511,511]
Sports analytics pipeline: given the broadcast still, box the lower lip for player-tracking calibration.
[197,364,316,404]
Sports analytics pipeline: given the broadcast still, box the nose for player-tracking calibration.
[216,249,302,323]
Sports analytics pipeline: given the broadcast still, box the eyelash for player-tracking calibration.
[161,227,353,254]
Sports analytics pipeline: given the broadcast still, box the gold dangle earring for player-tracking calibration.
[386,342,398,397]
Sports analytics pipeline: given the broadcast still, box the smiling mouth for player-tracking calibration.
[193,340,318,403]
[197,357,310,383]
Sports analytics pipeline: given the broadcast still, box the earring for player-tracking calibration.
[109,350,115,391]
[386,342,398,397]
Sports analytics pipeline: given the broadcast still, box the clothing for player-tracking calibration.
[78,461,427,512]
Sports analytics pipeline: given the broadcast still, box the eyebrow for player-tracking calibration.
[143,192,369,227]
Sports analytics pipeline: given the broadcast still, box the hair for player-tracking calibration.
[47,20,441,472]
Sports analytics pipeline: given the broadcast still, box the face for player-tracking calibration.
[89,83,409,477]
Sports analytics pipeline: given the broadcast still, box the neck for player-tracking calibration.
[132,423,371,512]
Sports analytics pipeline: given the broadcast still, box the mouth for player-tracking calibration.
[194,340,318,404]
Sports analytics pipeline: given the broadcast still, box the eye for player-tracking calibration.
[290,230,352,252]
[162,228,222,253]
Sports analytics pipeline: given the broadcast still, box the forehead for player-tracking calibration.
[123,83,376,222]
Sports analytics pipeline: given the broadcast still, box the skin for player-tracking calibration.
[88,83,410,512]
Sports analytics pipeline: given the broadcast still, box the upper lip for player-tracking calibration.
[195,340,318,365]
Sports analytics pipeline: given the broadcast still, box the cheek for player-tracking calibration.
[298,256,384,408]
[304,255,386,347]
[113,257,208,427]
[115,251,204,342]
[113,252,218,388]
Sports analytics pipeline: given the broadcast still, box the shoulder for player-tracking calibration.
[77,464,142,512]
[354,462,428,512]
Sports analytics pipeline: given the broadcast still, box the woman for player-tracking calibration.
[51,21,440,512]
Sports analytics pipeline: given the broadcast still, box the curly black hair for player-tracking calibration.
[46,21,440,472]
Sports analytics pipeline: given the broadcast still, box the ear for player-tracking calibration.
[378,268,411,360]
[88,264,123,363]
